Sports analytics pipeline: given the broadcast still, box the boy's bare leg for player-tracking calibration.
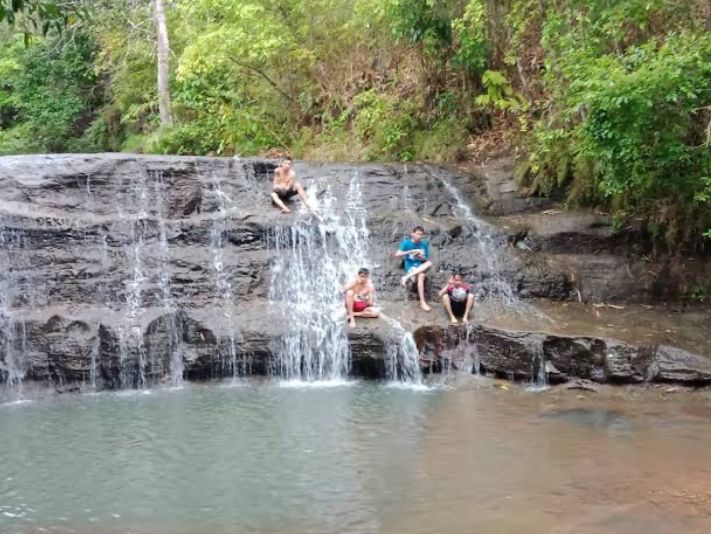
[417,272,431,311]
[271,192,290,214]
[345,290,357,328]
[400,261,432,286]
[293,182,313,211]
[441,294,458,324]
[462,294,475,323]
[354,308,379,318]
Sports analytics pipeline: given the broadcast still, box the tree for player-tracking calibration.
[0,1,87,35]
[151,0,172,127]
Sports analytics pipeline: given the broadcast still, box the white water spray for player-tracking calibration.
[208,169,240,381]
[154,172,184,387]
[268,176,369,382]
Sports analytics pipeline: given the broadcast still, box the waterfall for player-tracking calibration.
[268,176,369,382]
[84,175,115,390]
[208,168,240,381]
[380,314,423,386]
[433,172,519,307]
[0,227,26,400]
[154,171,183,387]
[117,168,149,389]
[528,343,549,390]
[466,324,481,376]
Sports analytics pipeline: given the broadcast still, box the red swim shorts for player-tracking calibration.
[352,300,369,313]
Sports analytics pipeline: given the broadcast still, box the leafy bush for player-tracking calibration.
[411,118,468,162]
[353,90,419,160]
[521,5,711,248]
[145,121,221,155]
[0,31,105,154]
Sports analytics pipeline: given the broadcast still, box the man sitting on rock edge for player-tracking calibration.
[270,157,313,214]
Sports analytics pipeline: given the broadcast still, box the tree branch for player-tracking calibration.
[227,56,294,103]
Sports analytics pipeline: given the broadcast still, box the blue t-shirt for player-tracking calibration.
[399,238,430,272]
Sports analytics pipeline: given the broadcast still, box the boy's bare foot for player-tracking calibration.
[420,303,432,312]
[450,316,459,324]
[400,276,408,287]
[281,207,291,214]
[348,318,356,328]
[462,318,469,325]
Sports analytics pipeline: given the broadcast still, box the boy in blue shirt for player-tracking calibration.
[394,226,432,311]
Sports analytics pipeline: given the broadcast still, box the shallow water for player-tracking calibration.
[1,380,710,533]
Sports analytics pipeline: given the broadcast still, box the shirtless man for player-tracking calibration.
[438,273,475,324]
[344,267,379,328]
[270,157,312,213]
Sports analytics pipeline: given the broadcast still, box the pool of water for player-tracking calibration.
[1,379,711,533]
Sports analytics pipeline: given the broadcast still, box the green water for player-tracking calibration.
[1,380,710,533]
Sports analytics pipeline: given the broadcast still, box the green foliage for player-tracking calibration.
[475,70,524,110]
[388,0,454,51]
[353,90,418,160]
[0,0,88,35]
[521,1,711,248]
[411,117,468,162]
[1,0,710,250]
[686,286,706,304]
[451,0,487,74]
[0,30,104,154]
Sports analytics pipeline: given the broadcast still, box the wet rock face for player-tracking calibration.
[414,325,711,386]
[463,157,711,303]
[0,154,708,390]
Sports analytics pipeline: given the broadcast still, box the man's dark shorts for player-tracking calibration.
[450,299,466,318]
[273,186,298,201]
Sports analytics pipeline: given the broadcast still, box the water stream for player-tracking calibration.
[154,171,184,387]
[117,167,149,389]
[268,176,369,382]
[0,228,26,399]
[207,166,240,381]
[435,172,519,306]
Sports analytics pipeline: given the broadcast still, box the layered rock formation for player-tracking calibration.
[0,154,708,393]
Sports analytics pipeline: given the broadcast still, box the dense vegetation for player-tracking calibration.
[1,0,710,249]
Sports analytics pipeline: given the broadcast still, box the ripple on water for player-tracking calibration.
[112,389,153,398]
[0,399,34,409]
[277,378,357,389]
[384,381,440,392]
[539,407,633,435]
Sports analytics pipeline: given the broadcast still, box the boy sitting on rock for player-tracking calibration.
[438,273,475,324]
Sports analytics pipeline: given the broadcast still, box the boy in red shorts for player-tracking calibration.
[343,267,379,328]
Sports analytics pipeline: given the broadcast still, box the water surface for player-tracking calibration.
[1,380,710,533]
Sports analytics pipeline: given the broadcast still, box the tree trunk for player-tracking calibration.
[152,0,173,127]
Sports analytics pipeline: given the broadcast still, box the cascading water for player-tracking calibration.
[268,176,369,382]
[378,313,423,386]
[208,168,240,381]
[466,324,481,376]
[83,176,100,389]
[117,168,149,389]
[435,174,519,307]
[0,228,26,400]
[528,343,549,390]
[154,171,184,387]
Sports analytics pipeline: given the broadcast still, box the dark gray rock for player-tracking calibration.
[0,154,709,390]
[414,324,711,386]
